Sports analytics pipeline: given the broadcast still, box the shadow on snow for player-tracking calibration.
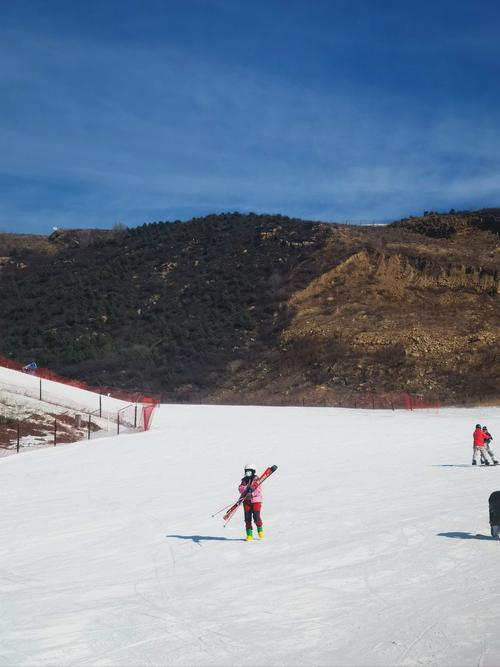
[437,531,498,541]
[432,464,473,468]
[167,534,245,545]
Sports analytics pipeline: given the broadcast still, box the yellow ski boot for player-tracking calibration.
[246,528,253,541]
[257,527,264,539]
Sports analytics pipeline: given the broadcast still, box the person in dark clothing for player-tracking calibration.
[489,491,500,538]
[482,426,498,465]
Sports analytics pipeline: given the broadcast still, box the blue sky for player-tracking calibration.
[1,0,500,233]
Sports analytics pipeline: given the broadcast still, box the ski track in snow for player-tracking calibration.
[1,368,500,666]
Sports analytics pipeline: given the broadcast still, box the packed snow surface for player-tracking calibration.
[1,390,500,666]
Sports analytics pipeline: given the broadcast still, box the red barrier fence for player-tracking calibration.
[402,393,440,411]
[159,388,441,410]
[334,391,440,410]
[141,398,158,430]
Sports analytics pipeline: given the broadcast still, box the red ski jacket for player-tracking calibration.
[473,428,487,447]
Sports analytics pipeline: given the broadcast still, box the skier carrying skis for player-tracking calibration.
[473,424,493,465]
[482,426,498,465]
[239,464,264,541]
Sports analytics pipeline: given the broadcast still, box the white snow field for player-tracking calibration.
[1,386,500,666]
[0,365,141,423]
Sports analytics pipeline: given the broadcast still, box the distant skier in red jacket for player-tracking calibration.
[473,424,493,465]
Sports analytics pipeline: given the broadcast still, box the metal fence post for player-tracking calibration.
[39,378,42,401]
[88,414,91,440]
[17,421,20,453]
[54,418,57,446]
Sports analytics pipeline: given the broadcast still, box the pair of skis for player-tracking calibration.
[212,465,278,526]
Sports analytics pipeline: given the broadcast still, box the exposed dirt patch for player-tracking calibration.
[0,411,101,452]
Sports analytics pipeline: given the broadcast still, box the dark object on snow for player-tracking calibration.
[488,491,500,537]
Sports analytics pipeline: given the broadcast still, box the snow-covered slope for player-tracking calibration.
[0,365,137,418]
[0,366,140,455]
[1,401,500,666]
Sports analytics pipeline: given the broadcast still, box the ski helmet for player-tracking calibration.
[244,464,256,477]
[476,424,482,428]
[483,426,488,430]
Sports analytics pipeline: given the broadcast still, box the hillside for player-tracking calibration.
[0,210,498,405]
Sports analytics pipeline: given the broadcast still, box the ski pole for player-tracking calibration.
[222,492,252,527]
[223,488,257,527]
[211,499,243,518]
[212,484,258,517]
[223,500,244,527]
